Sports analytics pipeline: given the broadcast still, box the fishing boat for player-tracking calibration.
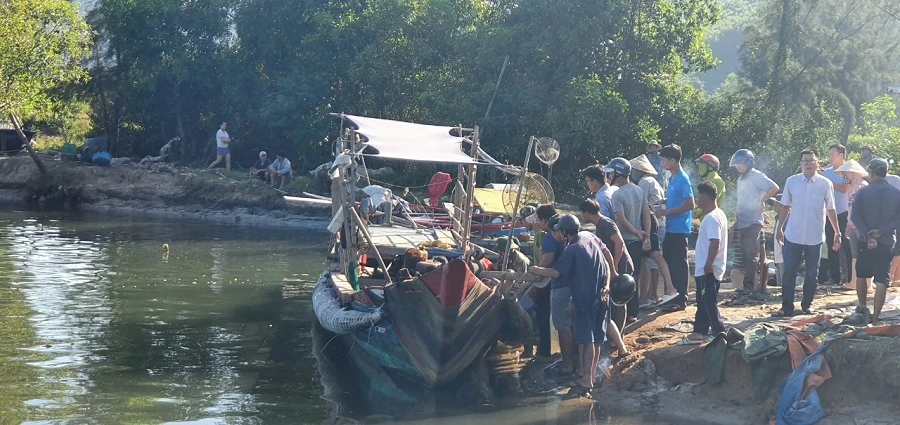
[311,114,543,416]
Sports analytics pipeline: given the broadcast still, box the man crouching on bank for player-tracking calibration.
[528,214,616,398]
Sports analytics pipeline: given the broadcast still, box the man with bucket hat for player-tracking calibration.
[849,158,900,324]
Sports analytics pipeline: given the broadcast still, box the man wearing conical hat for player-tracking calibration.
[835,159,869,292]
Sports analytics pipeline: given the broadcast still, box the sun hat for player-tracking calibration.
[648,140,661,148]
[259,151,267,157]
[835,159,868,177]
[630,154,658,176]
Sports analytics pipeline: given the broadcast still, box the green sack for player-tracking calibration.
[741,323,787,364]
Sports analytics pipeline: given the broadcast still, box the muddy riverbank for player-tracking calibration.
[0,155,330,229]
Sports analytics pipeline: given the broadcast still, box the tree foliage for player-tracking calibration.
[0,0,92,116]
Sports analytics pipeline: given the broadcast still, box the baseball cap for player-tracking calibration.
[259,151,267,157]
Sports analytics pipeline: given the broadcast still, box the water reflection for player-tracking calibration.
[0,209,329,424]
[0,209,656,425]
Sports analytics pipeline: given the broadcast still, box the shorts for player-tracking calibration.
[573,300,609,345]
[642,215,661,256]
[216,146,230,156]
[856,241,893,287]
[550,286,573,331]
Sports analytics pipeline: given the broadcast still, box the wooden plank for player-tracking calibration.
[283,195,331,206]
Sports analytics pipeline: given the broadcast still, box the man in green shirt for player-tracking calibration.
[696,154,726,220]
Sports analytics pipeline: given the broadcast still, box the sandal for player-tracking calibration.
[676,336,704,346]
[771,309,794,317]
[565,383,594,399]
[800,307,817,315]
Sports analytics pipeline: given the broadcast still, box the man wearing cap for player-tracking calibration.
[647,141,666,188]
[583,164,617,219]
[850,158,900,323]
[528,214,617,397]
[607,157,651,323]
[730,149,779,292]
[655,144,694,311]
[250,151,272,181]
[821,144,852,287]
[775,148,842,316]
[521,204,556,360]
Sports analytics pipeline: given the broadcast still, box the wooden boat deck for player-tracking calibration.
[367,225,457,257]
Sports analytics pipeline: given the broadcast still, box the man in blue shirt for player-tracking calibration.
[529,214,616,397]
[522,204,557,362]
[656,144,694,311]
[850,158,900,324]
[582,164,617,219]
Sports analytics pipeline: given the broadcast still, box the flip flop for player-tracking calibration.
[658,293,679,305]
[676,336,704,346]
[771,309,794,317]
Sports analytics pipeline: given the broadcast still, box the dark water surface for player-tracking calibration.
[0,208,653,425]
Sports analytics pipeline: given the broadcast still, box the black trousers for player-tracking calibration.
[823,211,850,284]
[624,240,643,318]
[663,233,690,307]
[533,284,551,357]
[693,274,726,335]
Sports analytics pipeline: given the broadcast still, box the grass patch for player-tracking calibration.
[32,136,68,152]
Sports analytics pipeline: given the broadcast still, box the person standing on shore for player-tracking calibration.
[680,182,728,344]
[528,214,616,397]
[730,149,779,292]
[821,144,852,287]
[521,204,556,361]
[835,160,869,291]
[607,157,651,324]
[694,154,725,220]
[858,145,875,170]
[774,148,842,317]
[646,141,666,189]
[207,122,232,172]
[583,164,617,219]
[849,158,900,324]
[885,172,900,285]
[629,155,679,307]
[655,144,694,311]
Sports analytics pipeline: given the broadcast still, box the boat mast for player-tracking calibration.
[461,126,479,259]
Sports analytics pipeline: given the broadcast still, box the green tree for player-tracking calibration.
[0,0,92,173]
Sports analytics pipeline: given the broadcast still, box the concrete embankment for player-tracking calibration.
[0,155,330,230]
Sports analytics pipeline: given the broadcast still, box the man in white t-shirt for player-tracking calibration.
[680,182,728,344]
[775,148,841,316]
[268,152,293,189]
[207,122,232,172]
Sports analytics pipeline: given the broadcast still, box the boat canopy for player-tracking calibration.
[337,114,478,164]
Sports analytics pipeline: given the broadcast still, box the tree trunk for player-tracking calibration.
[10,113,47,175]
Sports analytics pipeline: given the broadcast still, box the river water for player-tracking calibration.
[0,208,655,425]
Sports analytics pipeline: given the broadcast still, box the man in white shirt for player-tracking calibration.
[775,148,842,316]
[680,182,728,344]
[207,122,232,172]
[820,144,851,286]
[730,149,779,292]
[268,152,293,189]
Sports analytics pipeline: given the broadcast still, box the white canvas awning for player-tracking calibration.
[338,114,477,164]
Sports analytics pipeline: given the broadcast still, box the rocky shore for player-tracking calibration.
[0,155,330,230]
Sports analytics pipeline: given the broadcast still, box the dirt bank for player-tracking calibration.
[0,155,330,229]
[602,287,900,424]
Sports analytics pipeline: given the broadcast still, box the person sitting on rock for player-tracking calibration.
[250,151,271,181]
[267,152,293,189]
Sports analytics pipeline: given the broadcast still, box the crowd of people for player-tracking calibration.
[519,141,900,398]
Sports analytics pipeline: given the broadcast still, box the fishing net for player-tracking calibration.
[312,271,384,334]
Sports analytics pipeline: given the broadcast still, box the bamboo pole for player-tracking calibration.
[461,126,480,259]
[502,136,535,267]
[349,206,392,284]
